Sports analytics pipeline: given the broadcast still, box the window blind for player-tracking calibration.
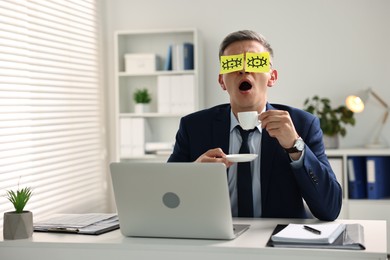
[0,0,107,225]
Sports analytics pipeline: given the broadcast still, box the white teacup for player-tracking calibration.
[237,111,261,130]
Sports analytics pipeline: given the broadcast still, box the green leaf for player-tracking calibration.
[133,88,151,103]
[303,95,356,137]
[6,187,33,213]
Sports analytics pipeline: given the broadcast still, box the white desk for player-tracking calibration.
[0,218,387,260]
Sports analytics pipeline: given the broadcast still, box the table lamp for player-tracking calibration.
[345,87,389,148]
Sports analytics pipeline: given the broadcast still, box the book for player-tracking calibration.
[163,44,172,71]
[182,42,194,70]
[171,43,194,71]
[271,223,346,244]
[172,43,183,70]
[267,223,365,250]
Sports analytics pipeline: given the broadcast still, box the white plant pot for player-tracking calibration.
[134,103,150,113]
[323,135,339,149]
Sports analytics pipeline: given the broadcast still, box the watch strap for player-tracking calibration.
[284,137,304,153]
[284,146,300,153]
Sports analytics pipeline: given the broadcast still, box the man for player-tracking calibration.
[168,30,342,221]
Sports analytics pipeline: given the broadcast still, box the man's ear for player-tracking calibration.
[267,69,278,87]
[218,74,226,90]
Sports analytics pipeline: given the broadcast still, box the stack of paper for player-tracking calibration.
[271,223,346,244]
[268,223,365,250]
[34,213,119,235]
[145,142,174,154]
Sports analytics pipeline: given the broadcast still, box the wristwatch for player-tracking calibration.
[284,137,305,153]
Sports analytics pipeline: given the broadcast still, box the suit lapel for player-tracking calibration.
[212,105,231,154]
[261,103,278,207]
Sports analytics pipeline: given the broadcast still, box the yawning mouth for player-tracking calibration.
[239,81,252,91]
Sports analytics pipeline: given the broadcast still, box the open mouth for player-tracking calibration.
[239,81,252,91]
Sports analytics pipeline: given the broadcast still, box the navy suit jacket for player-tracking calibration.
[168,103,342,221]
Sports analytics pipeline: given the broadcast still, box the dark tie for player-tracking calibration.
[237,126,256,217]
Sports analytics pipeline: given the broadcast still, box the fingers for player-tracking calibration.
[260,110,290,135]
[260,110,290,128]
[195,148,233,167]
[259,110,299,148]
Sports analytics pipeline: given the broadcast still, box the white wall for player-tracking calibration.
[103,0,390,149]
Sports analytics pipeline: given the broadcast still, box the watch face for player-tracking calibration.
[285,138,305,153]
[295,138,305,151]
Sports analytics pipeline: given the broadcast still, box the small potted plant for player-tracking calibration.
[303,95,356,148]
[3,186,33,240]
[133,88,151,113]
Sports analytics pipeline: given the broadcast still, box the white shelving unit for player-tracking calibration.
[113,28,202,161]
[326,148,390,251]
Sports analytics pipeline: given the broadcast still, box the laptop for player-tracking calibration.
[109,162,249,240]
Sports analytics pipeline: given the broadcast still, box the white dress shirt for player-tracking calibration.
[228,110,262,217]
[227,109,306,217]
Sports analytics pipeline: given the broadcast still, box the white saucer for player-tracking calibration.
[226,154,258,162]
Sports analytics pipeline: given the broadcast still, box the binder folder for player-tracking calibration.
[163,44,172,71]
[182,43,194,70]
[366,156,390,199]
[347,156,367,199]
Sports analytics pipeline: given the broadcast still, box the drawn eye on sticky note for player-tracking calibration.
[245,52,270,73]
[220,53,244,74]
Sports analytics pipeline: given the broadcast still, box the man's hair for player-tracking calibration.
[219,30,274,58]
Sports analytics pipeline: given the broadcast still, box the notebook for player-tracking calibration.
[271,223,346,244]
[267,224,365,250]
[109,162,249,240]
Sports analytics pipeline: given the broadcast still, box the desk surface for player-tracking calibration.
[0,218,387,260]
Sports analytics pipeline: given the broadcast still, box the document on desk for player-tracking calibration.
[271,223,346,244]
[267,223,365,250]
[34,213,119,235]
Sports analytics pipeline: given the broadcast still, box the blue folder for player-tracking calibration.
[366,156,390,199]
[347,156,367,199]
[182,42,194,70]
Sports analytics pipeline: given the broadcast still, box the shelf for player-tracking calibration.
[326,148,390,224]
[326,148,390,156]
[118,70,195,77]
[120,154,170,162]
[347,199,390,203]
[347,199,390,222]
[114,28,201,161]
[119,113,186,118]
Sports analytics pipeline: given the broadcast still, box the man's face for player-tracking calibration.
[218,40,277,114]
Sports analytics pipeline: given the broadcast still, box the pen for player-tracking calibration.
[303,225,321,235]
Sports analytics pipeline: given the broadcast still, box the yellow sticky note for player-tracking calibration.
[245,52,270,73]
[220,53,244,74]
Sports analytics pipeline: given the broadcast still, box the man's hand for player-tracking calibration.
[195,148,233,167]
[259,110,299,149]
